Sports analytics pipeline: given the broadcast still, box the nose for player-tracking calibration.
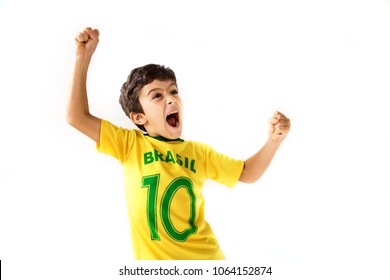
[167,95,176,105]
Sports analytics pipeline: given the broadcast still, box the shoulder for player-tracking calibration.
[100,119,147,146]
[101,119,140,135]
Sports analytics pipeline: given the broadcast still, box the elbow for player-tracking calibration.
[66,110,85,130]
[66,104,90,128]
[66,112,77,128]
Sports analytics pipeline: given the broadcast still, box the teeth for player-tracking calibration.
[167,111,178,116]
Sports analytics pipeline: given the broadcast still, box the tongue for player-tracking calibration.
[167,115,177,127]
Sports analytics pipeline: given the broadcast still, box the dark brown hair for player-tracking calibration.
[119,64,177,131]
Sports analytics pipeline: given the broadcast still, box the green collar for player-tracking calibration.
[145,134,184,142]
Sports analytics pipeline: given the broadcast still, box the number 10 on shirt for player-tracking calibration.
[142,174,198,242]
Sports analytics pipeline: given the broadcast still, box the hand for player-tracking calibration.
[74,27,100,58]
[268,111,290,143]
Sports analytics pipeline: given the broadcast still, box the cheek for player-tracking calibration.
[144,105,164,121]
[175,98,183,108]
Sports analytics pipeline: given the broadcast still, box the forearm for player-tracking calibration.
[239,139,281,183]
[67,55,93,125]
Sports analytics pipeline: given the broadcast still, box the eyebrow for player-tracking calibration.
[147,82,177,96]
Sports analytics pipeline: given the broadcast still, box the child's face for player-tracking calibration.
[135,79,183,139]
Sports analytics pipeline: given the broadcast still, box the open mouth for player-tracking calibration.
[166,111,180,128]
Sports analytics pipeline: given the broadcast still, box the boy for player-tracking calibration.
[67,27,291,260]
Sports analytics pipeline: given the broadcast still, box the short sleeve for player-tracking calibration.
[96,119,135,164]
[204,145,244,188]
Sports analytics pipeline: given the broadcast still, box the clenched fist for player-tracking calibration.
[74,27,100,58]
[268,111,290,143]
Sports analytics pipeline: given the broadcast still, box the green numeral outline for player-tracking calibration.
[142,174,197,242]
[142,174,160,240]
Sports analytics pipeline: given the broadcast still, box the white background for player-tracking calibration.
[0,0,389,279]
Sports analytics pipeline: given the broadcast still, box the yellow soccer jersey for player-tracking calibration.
[97,120,244,260]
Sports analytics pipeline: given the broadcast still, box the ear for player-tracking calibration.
[129,112,147,126]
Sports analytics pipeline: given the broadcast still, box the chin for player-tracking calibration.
[167,130,182,140]
[165,125,182,139]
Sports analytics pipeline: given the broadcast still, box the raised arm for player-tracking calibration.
[239,111,291,183]
[67,27,101,143]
